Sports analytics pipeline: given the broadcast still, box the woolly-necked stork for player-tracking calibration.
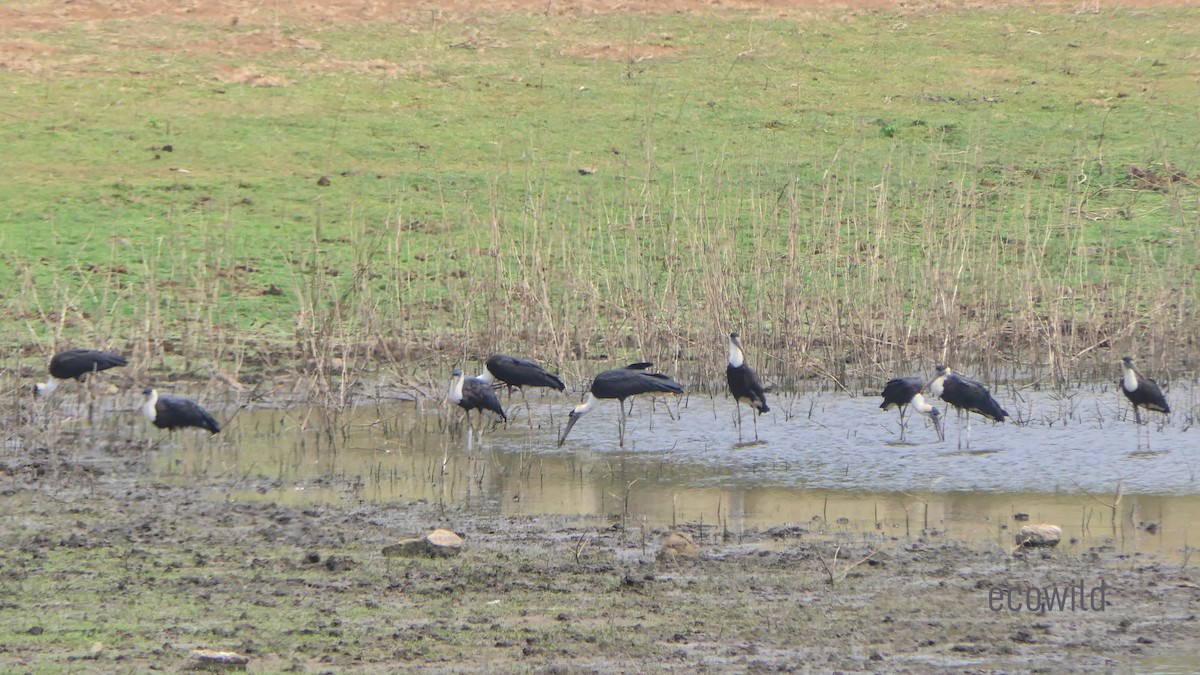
[930,364,1008,447]
[141,387,221,434]
[479,354,565,393]
[34,348,127,396]
[880,375,942,441]
[1120,356,1169,444]
[726,332,769,441]
[449,369,506,434]
[477,354,564,426]
[558,362,683,448]
[1120,356,1169,420]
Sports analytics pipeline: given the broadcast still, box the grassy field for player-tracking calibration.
[1,1,1198,391]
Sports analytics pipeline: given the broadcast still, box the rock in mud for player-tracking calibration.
[187,648,249,670]
[1016,524,1062,548]
[383,528,464,558]
[657,531,700,560]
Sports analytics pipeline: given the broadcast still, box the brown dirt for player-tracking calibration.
[2,442,1198,672]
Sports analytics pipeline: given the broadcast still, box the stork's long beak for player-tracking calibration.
[931,411,944,442]
[558,410,583,447]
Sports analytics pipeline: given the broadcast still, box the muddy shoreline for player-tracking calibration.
[2,436,1198,672]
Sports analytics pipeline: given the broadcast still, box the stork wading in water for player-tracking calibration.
[726,332,769,441]
[558,362,683,448]
[1120,356,1169,447]
[880,376,943,442]
[477,354,565,426]
[930,364,1008,448]
[448,368,507,437]
[34,348,128,396]
[141,387,221,434]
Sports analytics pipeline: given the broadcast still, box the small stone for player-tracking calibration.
[188,648,249,670]
[657,531,700,560]
[316,175,331,186]
[1016,524,1062,548]
[383,528,464,558]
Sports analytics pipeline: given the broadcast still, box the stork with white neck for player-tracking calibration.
[726,332,769,441]
[1120,356,1169,448]
[558,362,683,448]
[448,368,506,437]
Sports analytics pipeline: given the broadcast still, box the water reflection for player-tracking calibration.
[140,384,1200,563]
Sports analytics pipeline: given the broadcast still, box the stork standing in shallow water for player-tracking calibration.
[558,363,683,448]
[929,364,1008,448]
[141,387,221,434]
[34,348,127,396]
[448,368,506,437]
[1120,356,1169,447]
[477,354,564,426]
[880,376,942,442]
[726,332,769,441]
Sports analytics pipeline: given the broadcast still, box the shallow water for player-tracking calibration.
[142,383,1200,563]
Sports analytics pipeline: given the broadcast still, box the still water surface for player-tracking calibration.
[152,383,1199,563]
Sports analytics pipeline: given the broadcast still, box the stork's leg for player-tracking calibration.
[735,401,743,442]
[898,406,907,442]
[618,403,627,447]
[521,388,533,431]
[751,407,759,441]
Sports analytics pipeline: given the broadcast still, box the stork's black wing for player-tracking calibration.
[592,369,683,400]
[485,354,565,391]
[463,378,507,421]
[48,349,128,380]
[941,375,1008,422]
[156,394,221,434]
[728,364,769,413]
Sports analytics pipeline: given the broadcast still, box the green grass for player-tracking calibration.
[1,4,1197,386]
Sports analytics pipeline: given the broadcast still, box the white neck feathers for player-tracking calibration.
[728,339,745,368]
[573,392,598,415]
[142,389,159,422]
[448,372,465,404]
[1122,365,1139,392]
[36,378,61,395]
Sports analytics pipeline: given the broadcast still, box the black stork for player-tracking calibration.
[880,375,942,442]
[929,364,1008,447]
[477,354,564,425]
[141,387,221,434]
[726,332,769,441]
[1120,356,1169,447]
[34,348,128,396]
[558,362,683,448]
[448,368,506,435]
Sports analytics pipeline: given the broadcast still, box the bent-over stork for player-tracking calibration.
[907,392,944,442]
[930,364,1008,447]
[449,369,506,435]
[35,348,128,396]
[558,362,683,448]
[141,387,221,434]
[477,354,564,426]
[479,354,565,393]
[726,332,769,441]
[880,375,942,442]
